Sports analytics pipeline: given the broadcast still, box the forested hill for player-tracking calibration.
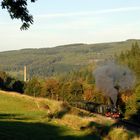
[0,39,140,78]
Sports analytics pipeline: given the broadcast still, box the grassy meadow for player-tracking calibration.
[0,90,139,140]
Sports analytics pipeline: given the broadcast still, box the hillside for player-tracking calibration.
[0,90,96,139]
[0,39,140,78]
[0,90,138,140]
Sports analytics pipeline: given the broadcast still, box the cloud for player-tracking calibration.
[40,18,96,30]
[94,6,140,14]
[37,6,140,19]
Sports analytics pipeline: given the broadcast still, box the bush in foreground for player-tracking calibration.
[105,127,135,140]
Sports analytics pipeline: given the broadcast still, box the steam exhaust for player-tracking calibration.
[93,62,135,106]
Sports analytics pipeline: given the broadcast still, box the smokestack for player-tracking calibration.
[24,66,27,82]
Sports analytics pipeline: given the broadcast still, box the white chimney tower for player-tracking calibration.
[24,66,27,82]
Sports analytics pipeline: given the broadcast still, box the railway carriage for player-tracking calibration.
[70,101,121,119]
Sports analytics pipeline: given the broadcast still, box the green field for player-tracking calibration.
[0,90,139,140]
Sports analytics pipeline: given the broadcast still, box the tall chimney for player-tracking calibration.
[24,66,27,82]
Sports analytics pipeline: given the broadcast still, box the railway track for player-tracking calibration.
[121,119,140,128]
[111,119,140,134]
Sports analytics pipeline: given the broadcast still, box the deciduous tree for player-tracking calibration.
[1,0,37,30]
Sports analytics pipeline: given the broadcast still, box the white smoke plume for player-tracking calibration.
[93,62,135,105]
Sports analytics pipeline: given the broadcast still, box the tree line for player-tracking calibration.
[117,42,140,81]
[0,71,24,93]
[116,42,140,121]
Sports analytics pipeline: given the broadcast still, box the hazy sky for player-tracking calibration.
[0,0,140,52]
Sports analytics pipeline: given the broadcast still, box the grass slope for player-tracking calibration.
[0,90,104,140]
[0,90,139,140]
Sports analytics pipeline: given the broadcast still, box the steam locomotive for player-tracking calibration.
[70,101,121,119]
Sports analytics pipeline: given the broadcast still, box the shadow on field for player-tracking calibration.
[0,113,101,140]
[0,113,139,140]
[80,121,110,137]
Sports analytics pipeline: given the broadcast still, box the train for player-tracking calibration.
[70,101,121,119]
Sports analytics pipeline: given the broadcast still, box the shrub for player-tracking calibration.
[24,77,41,97]
[106,127,134,140]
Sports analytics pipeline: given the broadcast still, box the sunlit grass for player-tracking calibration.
[0,90,101,139]
[0,90,139,140]
[104,127,136,140]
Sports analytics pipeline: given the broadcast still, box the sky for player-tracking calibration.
[0,0,140,52]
